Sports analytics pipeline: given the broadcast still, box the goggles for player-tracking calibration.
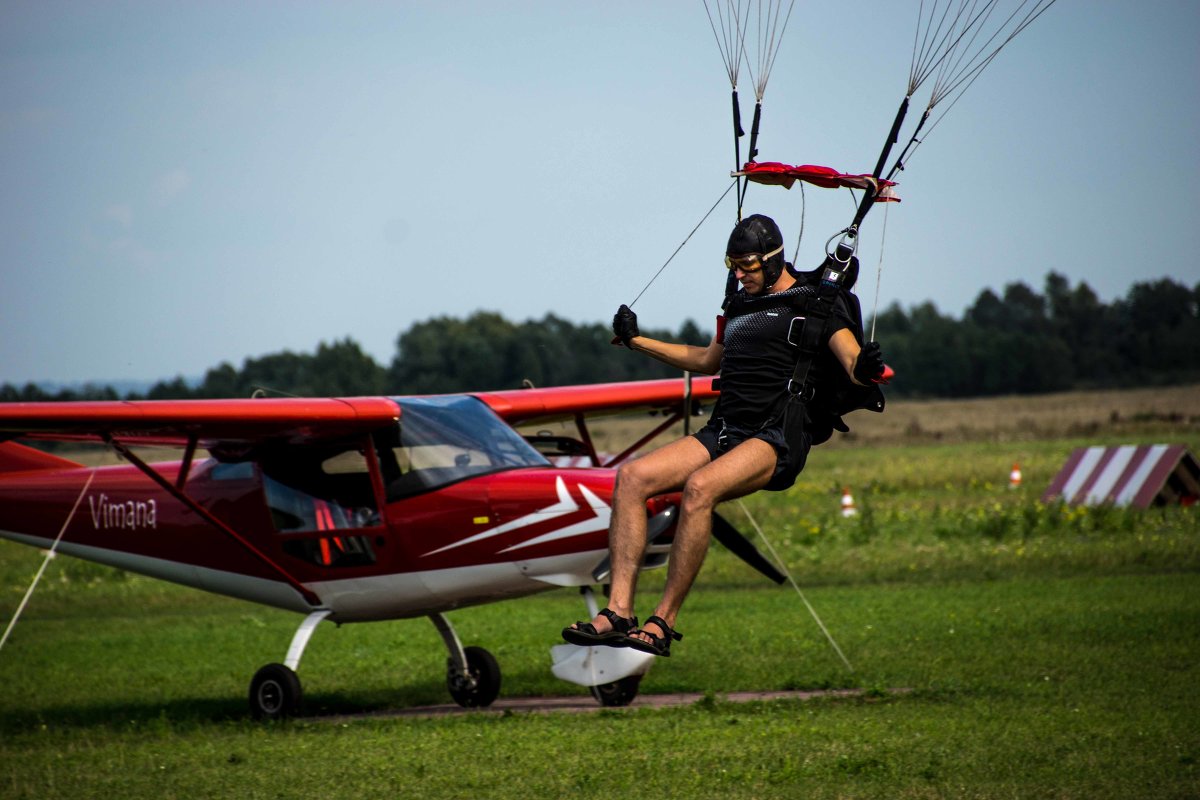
[724,243,783,272]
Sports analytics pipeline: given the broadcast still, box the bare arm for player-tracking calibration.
[828,328,870,385]
[626,333,723,375]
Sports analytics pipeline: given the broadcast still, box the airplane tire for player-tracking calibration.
[447,646,501,708]
[589,674,641,707]
[249,663,303,720]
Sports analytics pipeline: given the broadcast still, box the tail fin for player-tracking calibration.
[0,441,83,473]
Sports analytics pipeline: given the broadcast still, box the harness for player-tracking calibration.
[721,255,884,442]
[787,255,885,428]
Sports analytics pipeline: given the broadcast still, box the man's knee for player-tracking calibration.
[680,472,720,513]
[614,460,655,500]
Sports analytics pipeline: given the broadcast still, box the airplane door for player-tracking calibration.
[259,443,391,572]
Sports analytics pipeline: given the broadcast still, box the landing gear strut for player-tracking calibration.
[246,609,503,719]
[431,612,501,708]
[248,609,330,720]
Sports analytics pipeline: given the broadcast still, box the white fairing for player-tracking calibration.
[550,644,655,687]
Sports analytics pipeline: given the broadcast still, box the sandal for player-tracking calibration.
[626,615,682,657]
[561,608,638,648]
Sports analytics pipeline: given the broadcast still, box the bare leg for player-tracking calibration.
[634,437,777,644]
[568,436,711,634]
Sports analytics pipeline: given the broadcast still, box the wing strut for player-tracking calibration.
[176,434,198,489]
[103,435,323,607]
[602,411,684,468]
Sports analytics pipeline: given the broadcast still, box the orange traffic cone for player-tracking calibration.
[1009,462,1022,490]
[840,486,858,517]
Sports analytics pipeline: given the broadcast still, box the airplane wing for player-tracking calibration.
[0,397,401,448]
[0,378,717,450]
[472,376,719,426]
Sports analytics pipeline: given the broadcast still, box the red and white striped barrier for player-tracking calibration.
[1042,444,1199,508]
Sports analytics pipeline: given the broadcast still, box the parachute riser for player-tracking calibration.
[747,101,763,164]
[885,107,931,182]
[848,95,912,234]
[732,89,745,220]
[738,101,764,213]
[873,96,911,179]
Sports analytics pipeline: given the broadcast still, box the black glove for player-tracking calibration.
[612,304,640,347]
[853,341,884,384]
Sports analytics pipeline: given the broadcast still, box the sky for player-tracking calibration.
[1,1,1198,387]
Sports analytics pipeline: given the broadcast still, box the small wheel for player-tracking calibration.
[447,645,501,708]
[589,674,642,707]
[249,663,302,720]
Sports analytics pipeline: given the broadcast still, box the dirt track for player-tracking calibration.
[312,688,903,723]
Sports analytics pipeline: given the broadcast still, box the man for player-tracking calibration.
[562,214,886,656]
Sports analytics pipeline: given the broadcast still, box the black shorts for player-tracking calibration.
[692,396,811,492]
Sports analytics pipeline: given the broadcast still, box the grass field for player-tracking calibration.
[1,388,1197,798]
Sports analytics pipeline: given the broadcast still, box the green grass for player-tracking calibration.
[0,434,1197,798]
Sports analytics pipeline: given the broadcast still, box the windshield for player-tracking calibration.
[381,395,550,500]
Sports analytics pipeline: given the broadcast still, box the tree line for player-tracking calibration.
[875,273,1199,396]
[3,272,1197,402]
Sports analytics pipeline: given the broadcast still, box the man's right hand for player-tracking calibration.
[612,304,639,347]
[853,341,885,384]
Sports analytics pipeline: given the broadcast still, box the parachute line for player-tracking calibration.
[909,0,996,96]
[749,0,797,101]
[703,0,750,89]
[736,499,854,673]
[932,0,1057,109]
[907,0,1059,105]
[792,181,806,260]
[869,202,889,342]
[706,0,798,219]
[702,0,796,101]
[929,0,1000,107]
[894,0,1058,173]
[629,180,738,309]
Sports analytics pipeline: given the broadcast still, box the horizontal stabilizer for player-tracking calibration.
[0,441,81,473]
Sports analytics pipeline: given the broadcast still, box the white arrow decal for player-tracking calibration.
[422,476,577,557]
[499,484,610,553]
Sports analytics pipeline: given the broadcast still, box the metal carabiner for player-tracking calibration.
[825,227,858,264]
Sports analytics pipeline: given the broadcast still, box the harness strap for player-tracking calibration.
[786,261,851,398]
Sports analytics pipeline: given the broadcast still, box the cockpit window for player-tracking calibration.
[260,443,383,568]
[261,445,382,533]
[381,395,549,500]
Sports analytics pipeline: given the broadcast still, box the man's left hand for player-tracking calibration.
[612,304,639,347]
[853,341,884,384]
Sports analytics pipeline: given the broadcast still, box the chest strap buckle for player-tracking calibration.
[787,380,815,401]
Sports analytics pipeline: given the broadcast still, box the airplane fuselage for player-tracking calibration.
[0,455,672,623]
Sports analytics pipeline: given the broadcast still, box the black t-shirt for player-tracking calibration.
[716,284,853,426]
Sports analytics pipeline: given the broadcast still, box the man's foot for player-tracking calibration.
[626,615,682,657]
[561,608,638,647]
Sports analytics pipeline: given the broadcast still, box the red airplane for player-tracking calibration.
[0,377,785,718]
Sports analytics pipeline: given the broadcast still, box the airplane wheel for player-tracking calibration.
[447,646,501,708]
[249,663,302,720]
[589,674,641,707]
